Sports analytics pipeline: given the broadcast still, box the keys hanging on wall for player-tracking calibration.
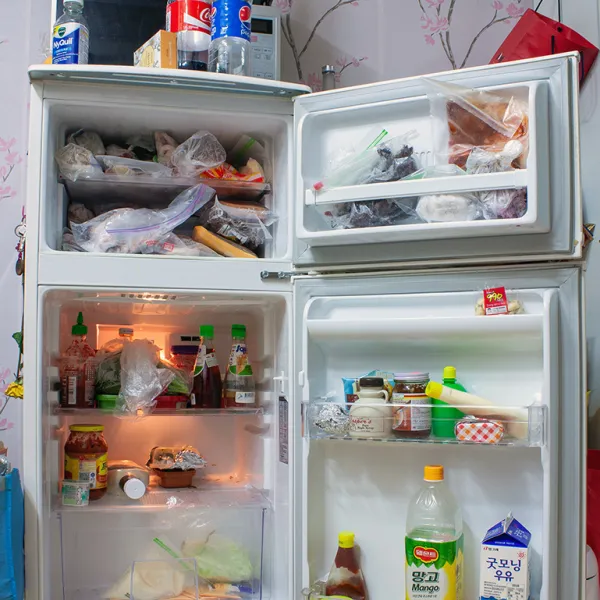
[14,216,25,277]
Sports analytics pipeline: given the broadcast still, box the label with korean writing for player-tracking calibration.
[405,535,463,600]
[480,544,529,600]
[483,287,509,316]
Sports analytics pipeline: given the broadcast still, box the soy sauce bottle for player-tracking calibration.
[192,325,222,408]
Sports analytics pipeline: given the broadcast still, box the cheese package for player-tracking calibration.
[134,31,177,69]
[455,417,504,444]
[480,513,531,600]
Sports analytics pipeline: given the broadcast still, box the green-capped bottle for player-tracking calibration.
[431,366,466,438]
[223,324,256,408]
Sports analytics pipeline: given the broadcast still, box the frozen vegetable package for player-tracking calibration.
[426,78,529,170]
[70,184,215,254]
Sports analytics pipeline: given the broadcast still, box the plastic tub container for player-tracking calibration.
[153,469,196,488]
[96,394,117,410]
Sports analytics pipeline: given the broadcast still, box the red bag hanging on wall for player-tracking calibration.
[490,8,598,84]
[588,450,600,557]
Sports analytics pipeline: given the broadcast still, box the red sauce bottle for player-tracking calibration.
[325,531,367,600]
[191,325,222,408]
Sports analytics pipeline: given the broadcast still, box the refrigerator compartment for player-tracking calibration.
[42,98,291,262]
[297,80,546,248]
[60,175,271,205]
[57,503,269,600]
[304,402,546,447]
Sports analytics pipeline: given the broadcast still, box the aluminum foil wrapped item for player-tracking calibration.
[147,445,207,471]
[313,403,350,435]
[0,454,11,476]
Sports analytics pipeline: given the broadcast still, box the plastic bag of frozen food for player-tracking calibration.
[67,129,105,156]
[171,131,226,176]
[126,134,156,161]
[105,144,135,159]
[70,184,215,253]
[227,134,269,171]
[321,198,417,230]
[313,130,419,191]
[115,339,174,415]
[425,78,528,170]
[55,143,103,181]
[198,198,277,249]
[68,202,95,224]
[95,155,173,178]
[155,132,179,166]
[143,234,220,257]
[61,229,85,252]
[201,159,265,183]
[416,193,482,222]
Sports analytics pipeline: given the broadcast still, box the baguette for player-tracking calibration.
[192,226,257,258]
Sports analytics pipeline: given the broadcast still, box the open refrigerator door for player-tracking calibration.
[292,265,585,600]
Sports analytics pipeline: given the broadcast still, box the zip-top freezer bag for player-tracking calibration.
[425,78,529,170]
[70,184,216,254]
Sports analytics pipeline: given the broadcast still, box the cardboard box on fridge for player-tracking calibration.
[134,30,177,69]
[480,513,531,600]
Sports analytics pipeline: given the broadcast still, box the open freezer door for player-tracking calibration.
[291,265,585,600]
[293,54,582,270]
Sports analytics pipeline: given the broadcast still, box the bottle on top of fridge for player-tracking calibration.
[60,312,96,408]
[405,465,463,600]
[52,0,89,65]
[208,0,253,76]
[431,366,466,438]
[192,325,222,408]
[223,324,256,407]
[166,0,212,71]
[325,531,367,600]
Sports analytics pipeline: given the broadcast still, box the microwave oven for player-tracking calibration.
[51,1,281,80]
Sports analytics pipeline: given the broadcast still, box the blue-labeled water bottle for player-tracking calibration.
[208,0,252,76]
[52,0,89,65]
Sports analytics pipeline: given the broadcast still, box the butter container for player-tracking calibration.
[134,30,177,69]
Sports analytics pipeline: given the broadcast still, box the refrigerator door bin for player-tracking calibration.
[293,54,580,268]
[56,504,269,600]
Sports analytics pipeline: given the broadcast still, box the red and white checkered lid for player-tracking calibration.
[455,417,505,444]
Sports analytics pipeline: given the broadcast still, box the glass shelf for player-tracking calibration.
[52,405,264,417]
[55,484,270,514]
[304,402,546,447]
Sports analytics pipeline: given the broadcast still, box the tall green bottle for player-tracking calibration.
[431,366,466,438]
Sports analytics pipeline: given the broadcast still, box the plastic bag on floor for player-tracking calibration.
[198,198,277,249]
[70,184,215,253]
[426,77,528,169]
[313,130,419,191]
[171,131,227,176]
[116,340,174,416]
[55,143,103,181]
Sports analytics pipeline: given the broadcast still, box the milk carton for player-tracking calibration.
[480,513,531,600]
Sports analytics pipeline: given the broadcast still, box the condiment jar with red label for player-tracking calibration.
[349,377,391,439]
[392,372,432,439]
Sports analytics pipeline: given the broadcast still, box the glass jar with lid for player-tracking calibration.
[391,373,431,439]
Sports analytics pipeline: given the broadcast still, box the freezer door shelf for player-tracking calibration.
[304,402,546,447]
[293,53,581,268]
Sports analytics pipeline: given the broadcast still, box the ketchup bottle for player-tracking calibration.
[325,531,367,600]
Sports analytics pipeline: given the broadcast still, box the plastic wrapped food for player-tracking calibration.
[115,340,174,415]
[70,184,215,254]
[227,134,269,172]
[321,198,416,230]
[181,533,254,583]
[95,155,173,178]
[465,140,524,175]
[426,78,528,170]
[105,144,135,159]
[67,129,105,156]
[201,159,265,183]
[155,132,179,166]
[55,143,103,181]
[147,446,206,471]
[105,561,186,600]
[313,130,419,191]
[126,134,156,161]
[68,202,95,224]
[416,194,481,222]
[198,198,276,250]
[171,131,227,176]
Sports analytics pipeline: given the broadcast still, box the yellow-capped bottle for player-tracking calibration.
[325,531,367,600]
[405,466,463,600]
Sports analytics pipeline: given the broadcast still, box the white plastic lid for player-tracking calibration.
[122,477,146,500]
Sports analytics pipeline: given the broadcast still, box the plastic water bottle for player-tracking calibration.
[209,0,252,76]
[405,465,464,600]
[166,0,212,71]
[52,0,89,65]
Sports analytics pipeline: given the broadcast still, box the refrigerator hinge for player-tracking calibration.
[260,270,312,280]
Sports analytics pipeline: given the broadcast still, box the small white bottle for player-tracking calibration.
[405,465,464,600]
[52,0,89,65]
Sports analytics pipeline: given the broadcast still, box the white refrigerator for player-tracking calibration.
[22,52,585,600]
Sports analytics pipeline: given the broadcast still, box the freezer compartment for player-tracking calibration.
[304,402,546,447]
[42,99,291,260]
[297,80,547,247]
[297,285,558,599]
[56,502,269,600]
